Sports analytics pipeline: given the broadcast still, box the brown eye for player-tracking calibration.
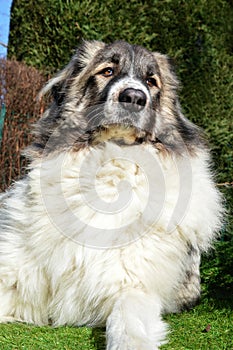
[99,67,114,77]
[146,77,158,88]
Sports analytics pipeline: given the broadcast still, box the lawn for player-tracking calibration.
[162,299,233,350]
[0,294,232,350]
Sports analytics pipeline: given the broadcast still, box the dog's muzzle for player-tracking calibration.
[84,80,153,146]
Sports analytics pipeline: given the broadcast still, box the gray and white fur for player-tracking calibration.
[0,41,223,349]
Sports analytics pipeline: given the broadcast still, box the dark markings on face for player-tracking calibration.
[88,73,128,105]
[51,83,66,107]
[83,76,98,102]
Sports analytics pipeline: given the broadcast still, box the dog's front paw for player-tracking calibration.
[106,291,167,350]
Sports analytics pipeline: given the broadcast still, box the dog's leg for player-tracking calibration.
[0,282,17,323]
[0,265,49,325]
[166,244,201,313]
[176,245,201,311]
[106,290,167,350]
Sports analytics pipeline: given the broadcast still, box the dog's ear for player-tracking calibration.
[153,52,181,121]
[40,40,105,106]
[41,68,71,106]
[153,52,204,150]
[153,52,180,92]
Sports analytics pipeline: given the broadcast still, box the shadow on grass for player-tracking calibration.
[205,283,233,310]
[91,327,106,350]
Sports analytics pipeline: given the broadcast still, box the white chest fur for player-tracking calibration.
[29,142,221,249]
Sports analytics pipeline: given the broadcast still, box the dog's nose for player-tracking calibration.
[119,88,147,112]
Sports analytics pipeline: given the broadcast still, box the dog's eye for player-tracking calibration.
[99,67,114,77]
[146,77,158,88]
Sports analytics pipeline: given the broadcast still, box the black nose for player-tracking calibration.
[119,88,147,112]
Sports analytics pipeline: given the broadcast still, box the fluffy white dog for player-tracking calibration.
[0,41,223,349]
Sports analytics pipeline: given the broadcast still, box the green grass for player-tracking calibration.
[0,295,232,350]
[0,324,98,350]
[162,300,233,350]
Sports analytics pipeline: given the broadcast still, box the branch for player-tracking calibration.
[216,181,233,187]
[0,42,8,48]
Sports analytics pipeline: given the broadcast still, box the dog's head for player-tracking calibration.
[29,40,205,157]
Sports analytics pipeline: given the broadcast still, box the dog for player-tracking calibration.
[0,40,223,349]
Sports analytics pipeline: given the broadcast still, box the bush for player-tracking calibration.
[0,59,46,190]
